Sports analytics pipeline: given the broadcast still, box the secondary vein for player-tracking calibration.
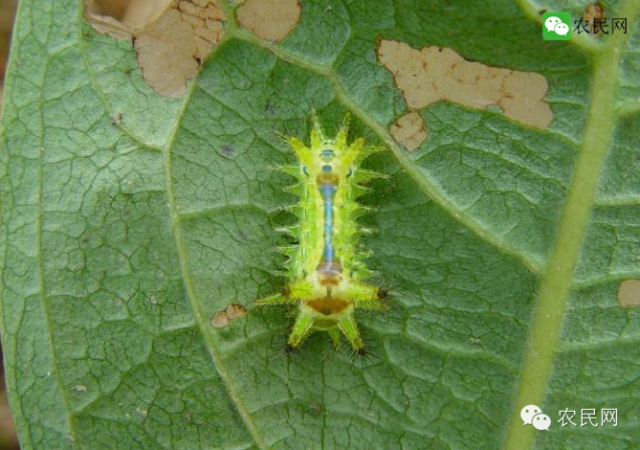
[162,47,268,449]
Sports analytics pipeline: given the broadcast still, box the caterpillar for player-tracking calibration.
[258,115,385,355]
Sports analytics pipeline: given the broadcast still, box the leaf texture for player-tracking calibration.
[1,1,640,449]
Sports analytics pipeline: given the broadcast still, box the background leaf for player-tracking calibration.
[1,0,640,449]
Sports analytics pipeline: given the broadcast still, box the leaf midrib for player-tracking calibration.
[503,1,640,448]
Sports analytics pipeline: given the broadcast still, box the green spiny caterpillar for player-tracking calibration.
[258,116,385,355]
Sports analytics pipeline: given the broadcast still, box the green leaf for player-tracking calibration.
[1,0,639,449]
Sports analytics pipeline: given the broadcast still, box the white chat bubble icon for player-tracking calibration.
[555,22,569,35]
[520,404,542,425]
[532,413,551,431]
[545,16,562,32]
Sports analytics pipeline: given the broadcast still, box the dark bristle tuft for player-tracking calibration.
[348,333,380,366]
[284,343,296,354]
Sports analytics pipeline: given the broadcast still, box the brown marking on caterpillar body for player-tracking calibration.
[308,298,349,316]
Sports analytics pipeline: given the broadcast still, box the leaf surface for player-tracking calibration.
[1,1,639,449]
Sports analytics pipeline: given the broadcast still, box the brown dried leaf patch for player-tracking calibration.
[389,112,428,151]
[211,303,248,328]
[378,40,553,129]
[85,0,225,96]
[237,0,300,42]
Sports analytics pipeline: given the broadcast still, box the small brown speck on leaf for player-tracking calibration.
[618,280,640,308]
[211,303,248,328]
[237,0,300,42]
[389,112,428,151]
[111,112,123,125]
[377,40,553,129]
